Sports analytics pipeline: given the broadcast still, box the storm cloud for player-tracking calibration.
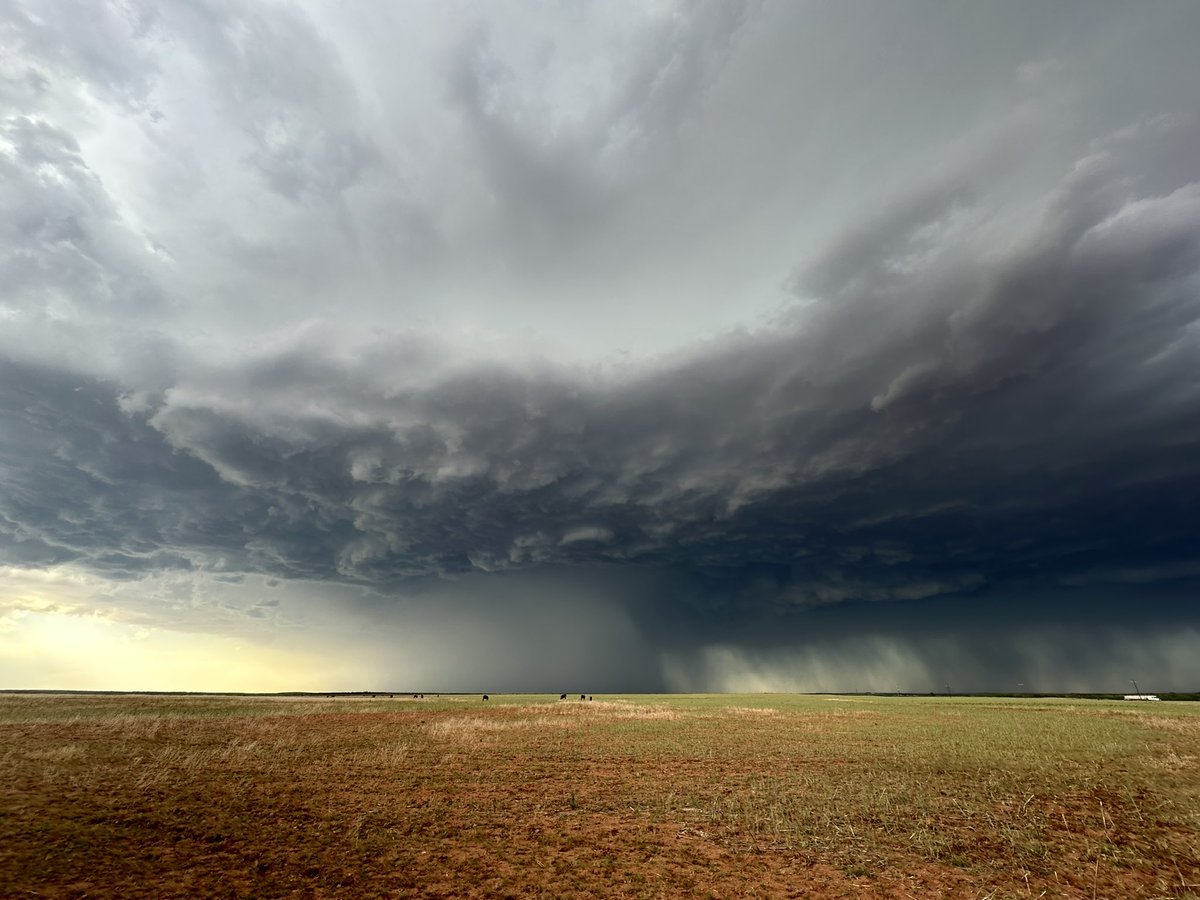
[2,1,1199,691]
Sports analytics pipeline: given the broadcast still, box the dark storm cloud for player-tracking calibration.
[0,357,359,582]
[3,125,1198,621]
[3,0,1200,692]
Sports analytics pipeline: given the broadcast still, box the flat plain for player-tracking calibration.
[1,692,1198,898]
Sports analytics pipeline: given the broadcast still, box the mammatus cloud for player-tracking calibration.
[2,1,1199,689]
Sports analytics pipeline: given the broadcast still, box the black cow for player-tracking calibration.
[482,694,490,701]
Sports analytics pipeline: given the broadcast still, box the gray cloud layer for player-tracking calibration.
[5,126,1198,596]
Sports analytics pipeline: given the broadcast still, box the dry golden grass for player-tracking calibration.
[1,693,1198,898]
[724,706,782,717]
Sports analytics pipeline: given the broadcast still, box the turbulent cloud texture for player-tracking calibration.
[1,1,1199,690]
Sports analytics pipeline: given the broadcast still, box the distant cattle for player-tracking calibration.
[559,693,567,700]
[482,694,490,701]
[580,694,585,700]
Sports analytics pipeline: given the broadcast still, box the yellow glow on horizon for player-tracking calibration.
[0,565,381,692]
[0,564,94,613]
[0,607,358,693]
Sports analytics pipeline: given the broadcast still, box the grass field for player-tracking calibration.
[2,692,1198,898]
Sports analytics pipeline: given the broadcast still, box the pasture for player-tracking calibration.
[2,692,1198,897]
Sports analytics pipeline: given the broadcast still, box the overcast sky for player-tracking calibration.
[2,0,1199,693]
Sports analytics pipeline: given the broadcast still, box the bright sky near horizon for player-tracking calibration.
[2,0,1199,693]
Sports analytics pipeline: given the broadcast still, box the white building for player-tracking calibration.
[1123,694,1161,701]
